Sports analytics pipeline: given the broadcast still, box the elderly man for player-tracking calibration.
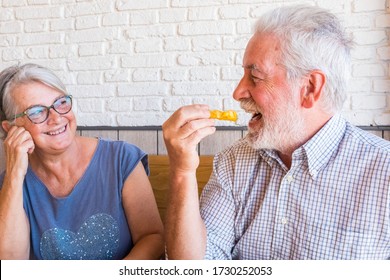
[162,5,390,259]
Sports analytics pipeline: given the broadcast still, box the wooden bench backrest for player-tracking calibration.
[148,155,214,221]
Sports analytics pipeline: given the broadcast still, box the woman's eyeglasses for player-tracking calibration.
[9,95,73,124]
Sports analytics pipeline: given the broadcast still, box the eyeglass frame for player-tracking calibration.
[8,95,73,124]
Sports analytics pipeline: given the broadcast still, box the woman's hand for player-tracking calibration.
[162,104,216,174]
[3,126,35,178]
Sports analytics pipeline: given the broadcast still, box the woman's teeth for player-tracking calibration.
[47,126,66,135]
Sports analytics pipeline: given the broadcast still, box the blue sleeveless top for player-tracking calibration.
[1,138,149,260]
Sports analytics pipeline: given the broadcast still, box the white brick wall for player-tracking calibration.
[0,0,388,127]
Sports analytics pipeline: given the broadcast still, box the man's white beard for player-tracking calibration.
[241,98,306,153]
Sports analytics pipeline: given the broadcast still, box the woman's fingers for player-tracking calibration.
[5,127,34,153]
[3,126,34,176]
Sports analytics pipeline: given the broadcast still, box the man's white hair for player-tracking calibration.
[254,5,354,113]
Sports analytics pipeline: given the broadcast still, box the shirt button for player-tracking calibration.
[281,218,288,224]
[286,175,294,183]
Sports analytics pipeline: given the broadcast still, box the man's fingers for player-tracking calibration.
[165,105,210,130]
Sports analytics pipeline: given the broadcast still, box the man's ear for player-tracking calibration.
[300,70,326,109]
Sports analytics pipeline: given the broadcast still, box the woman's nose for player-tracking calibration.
[46,107,62,123]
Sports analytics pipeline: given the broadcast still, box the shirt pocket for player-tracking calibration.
[303,227,377,259]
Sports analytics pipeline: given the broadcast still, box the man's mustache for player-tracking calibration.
[240,98,260,113]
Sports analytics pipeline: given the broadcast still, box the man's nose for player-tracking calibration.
[233,77,251,101]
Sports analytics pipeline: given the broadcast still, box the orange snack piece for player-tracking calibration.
[209,110,238,122]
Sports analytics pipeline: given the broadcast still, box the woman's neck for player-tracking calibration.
[27,137,98,197]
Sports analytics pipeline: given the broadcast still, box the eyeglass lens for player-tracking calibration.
[27,96,72,123]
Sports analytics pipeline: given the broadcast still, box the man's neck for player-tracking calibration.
[277,113,334,169]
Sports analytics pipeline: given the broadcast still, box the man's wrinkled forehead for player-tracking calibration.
[242,33,282,71]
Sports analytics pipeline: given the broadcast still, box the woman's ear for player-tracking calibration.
[300,70,326,109]
[1,120,12,133]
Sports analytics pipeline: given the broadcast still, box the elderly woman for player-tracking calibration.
[0,63,164,260]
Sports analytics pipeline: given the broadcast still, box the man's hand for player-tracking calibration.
[162,104,216,174]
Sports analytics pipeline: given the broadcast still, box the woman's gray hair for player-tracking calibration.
[0,63,67,138]
[254,5,354,113]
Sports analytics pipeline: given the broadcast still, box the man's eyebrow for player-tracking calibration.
[242,64,265,74]
[242,64,257,69]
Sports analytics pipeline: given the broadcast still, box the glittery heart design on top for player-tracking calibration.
[40,213,119,260]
